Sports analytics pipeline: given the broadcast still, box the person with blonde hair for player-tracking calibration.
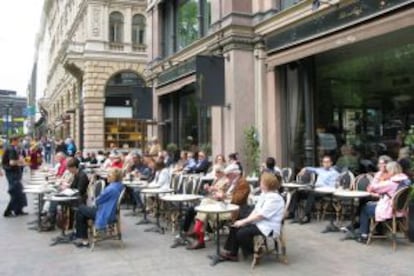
[356,161,410,243]
[221,172,285,261]
[74,168,124,247]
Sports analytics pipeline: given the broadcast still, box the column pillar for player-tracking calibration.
[83,97,105,152]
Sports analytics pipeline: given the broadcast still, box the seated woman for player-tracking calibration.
[221,172,285,261]
[185,165,229,249]
[74,168,124,247]
[356,161,410,243]
[179,164,249,250]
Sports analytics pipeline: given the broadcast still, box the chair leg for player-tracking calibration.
[251,235,265,269]
[90,227,96,251]
[275,234,288,265]
[392,217,397,251]
[367,219,377,245]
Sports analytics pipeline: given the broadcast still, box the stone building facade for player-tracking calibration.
[36,0,149,151]
[146,0,414,172]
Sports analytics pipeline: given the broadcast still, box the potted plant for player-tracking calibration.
[244,126,260,176]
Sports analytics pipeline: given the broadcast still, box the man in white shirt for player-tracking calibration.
[288,155,339,224]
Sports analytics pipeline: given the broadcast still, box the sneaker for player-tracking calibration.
[355,235,368,244]
[204,234,211,242]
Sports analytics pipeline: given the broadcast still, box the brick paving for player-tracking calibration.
[1,175,413,276]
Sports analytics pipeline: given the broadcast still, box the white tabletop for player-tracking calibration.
[50,195,79,202]
[141,188,174,194]
[334,190,371,198]
[195,203,239,214]
[282,183,309,189]
[314,186,336,194]
[123,180,147,186]
[161,194,203,202]
[246,177,259,182]
[24,188,48,194]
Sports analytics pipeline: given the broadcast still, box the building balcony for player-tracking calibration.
[132,43,147,52]
[108,42,124,51]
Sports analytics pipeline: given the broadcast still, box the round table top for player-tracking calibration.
[24,188,48,194]
[314,186,336,194]
[123,180,147,186]
[195,203,239,214]
[29,180,48,184]
[246,177,259,182]
[141,188,174,194]
[334,190,371,198]
[282,183,309,189]
[50,195,79,202]
[161,194,203,202]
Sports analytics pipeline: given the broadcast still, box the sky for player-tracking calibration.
[0,1,43,96]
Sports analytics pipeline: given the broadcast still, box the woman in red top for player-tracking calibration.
[110,154,124,169]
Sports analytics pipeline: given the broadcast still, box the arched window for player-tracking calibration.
[132,14,146,45]
[109,11,124,43]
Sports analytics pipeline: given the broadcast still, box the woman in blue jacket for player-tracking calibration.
[74,168,124,247]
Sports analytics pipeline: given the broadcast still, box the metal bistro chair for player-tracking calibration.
[352,173,374,191]
[251,193,289,269]
[90,187,126,251]
[329,171,355,222]
[367,186,411,251]
[281,167,293,183]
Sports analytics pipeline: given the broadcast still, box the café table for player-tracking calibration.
[139,187,174,234]
[195,203,239,266]
[314,186,338,233]
[161,194,204,247]
[281,182,311,219]
[334,190,371,240]
[122,179,148,188]
[49,195,79,246]
[24,186,50,231]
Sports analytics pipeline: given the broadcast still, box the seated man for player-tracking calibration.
[287,155,339,224]
[74,168,124,247]
[42,158,89,230]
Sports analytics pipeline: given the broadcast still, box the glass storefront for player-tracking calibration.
[282,27,414,173]
[159,84,211,150]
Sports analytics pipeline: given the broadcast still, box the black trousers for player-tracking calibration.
[288,190,320,217]
[182,206,197,232]
[76,205,97,239]
[225,224,262,257]
[4,169,27,214]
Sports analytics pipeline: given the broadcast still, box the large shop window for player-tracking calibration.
[161,0,211,57]
[283,28,414,174]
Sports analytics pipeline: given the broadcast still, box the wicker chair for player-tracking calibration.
[367,186,411,251]
[89,187,126,251]
[251,195,290,269]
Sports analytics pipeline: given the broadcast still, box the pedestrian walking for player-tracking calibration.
[1,136,28,217]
